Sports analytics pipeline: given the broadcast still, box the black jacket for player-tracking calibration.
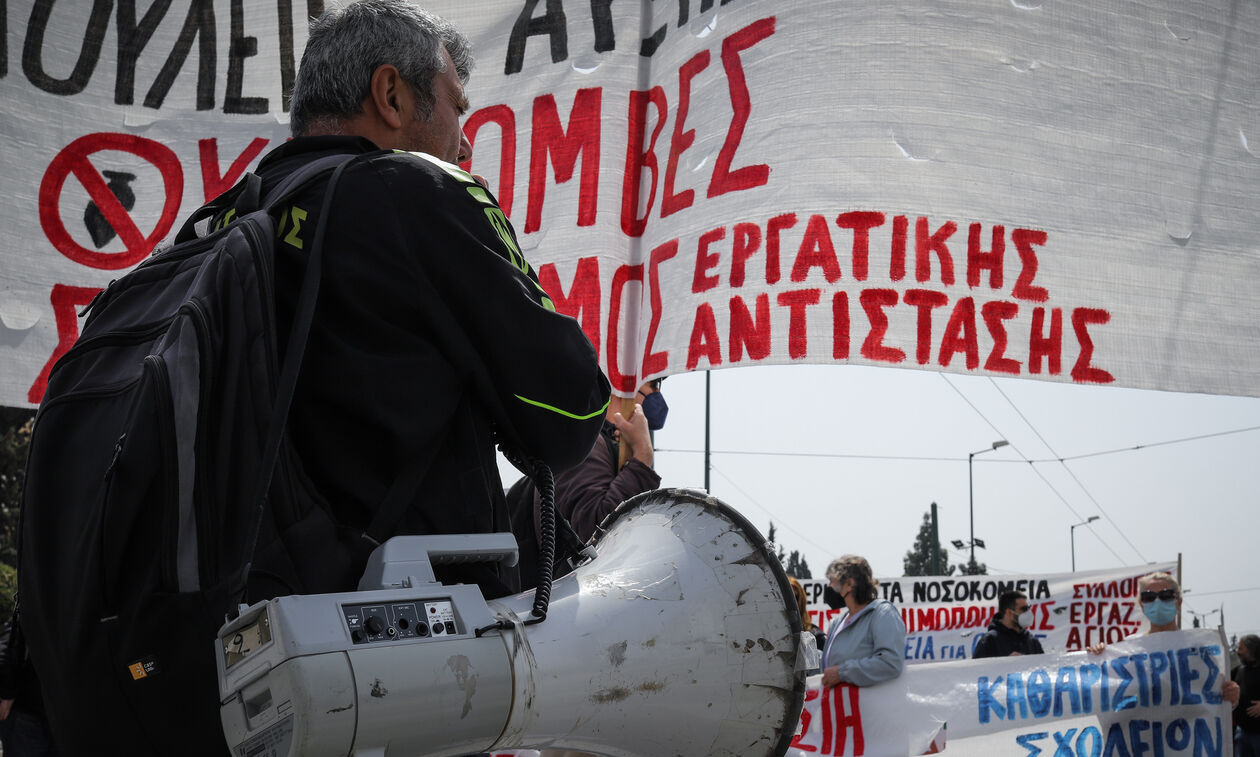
[972,614,1045,658]
[1235,661,1260,733]
[244,137,610,598]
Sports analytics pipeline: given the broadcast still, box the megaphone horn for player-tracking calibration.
[487,487,809,756]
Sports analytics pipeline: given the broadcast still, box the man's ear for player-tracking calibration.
[367,64,407,130]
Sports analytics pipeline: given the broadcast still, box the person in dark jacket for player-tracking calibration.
[509,380,664,591]
[1234,634,1260,757]
[973,589,1045,658]
[232,0,610,601]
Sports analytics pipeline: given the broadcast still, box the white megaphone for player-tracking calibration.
[217,488,813,757]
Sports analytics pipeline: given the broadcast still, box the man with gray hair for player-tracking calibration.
[232,0,610,601]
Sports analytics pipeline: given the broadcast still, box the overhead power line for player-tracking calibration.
[982,378,1147,565]
[1185,586,1260,598]
[655,426,1260,465]
[707,463,835,563]
[937,374,1132,565]
[1033,425,1260,462]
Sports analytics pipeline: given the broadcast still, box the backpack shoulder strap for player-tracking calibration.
[174,151,382,244]
[231,152,366,613]
[260,152,374,212]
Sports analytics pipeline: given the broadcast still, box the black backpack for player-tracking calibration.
[17,153,363,756]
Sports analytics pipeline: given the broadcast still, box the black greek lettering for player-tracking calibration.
[505,0,567,75]
[225,0,266,113]
[146,0,215,110]
[1,0,8,78]
[116,0,170,106]
[276,0,295,110]
[277,1,322,109]
[23,0,111,96]
[591,0,614,53]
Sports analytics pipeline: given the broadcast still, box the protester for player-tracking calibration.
[233,0,609,601]
[820,555,906,688]
[788,577,826,661]
[973,589,1044,658]
[509,380,664,591]
[1088,572,1240,704]
[1234,634,1260,757]
[552,378,664,542]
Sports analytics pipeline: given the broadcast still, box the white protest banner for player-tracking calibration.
[801,562,1177,663]
[3,1,1260,407]
[788,628,1234,757]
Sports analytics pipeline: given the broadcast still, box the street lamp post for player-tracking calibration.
[967,440,1009,567]
[1188,608,1221,628]
[1070,515,1099,572]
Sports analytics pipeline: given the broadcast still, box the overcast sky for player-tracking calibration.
[504,364,1260,637]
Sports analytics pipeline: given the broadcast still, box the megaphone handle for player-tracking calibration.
[617,396,636,471]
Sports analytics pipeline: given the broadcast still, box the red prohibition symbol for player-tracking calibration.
[39,132,183,270]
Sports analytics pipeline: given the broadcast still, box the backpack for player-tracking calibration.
[17,152,363,756]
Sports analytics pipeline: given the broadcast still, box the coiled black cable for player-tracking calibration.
[525,455,556,625]
[475,446,575,637]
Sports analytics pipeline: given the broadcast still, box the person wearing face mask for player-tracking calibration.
[972,590,1045,658]
[507,379,665,591]
[1086,572,1241,704]
[1137,571,1183,631]
[820,555,907,689]
[1088,570,1185,648]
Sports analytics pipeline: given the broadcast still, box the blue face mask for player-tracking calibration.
[641,391,668,430]
[1143,599,1178,626]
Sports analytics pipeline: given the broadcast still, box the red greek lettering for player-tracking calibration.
[526,87,602,233]
[661,50,708,218]
[707,17,774,198]
[777,288,821,359]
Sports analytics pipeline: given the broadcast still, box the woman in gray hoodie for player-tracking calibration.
[820,555,907,688]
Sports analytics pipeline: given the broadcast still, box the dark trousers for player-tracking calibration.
[0,709,60,756]
[1237,729,1260,757]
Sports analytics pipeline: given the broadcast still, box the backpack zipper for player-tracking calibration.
[38,320,174,413]
[182,299,217,586]
[143,355,184,593]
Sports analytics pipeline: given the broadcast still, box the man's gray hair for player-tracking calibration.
[289,0,473,137]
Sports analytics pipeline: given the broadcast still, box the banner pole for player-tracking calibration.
[617,396,636,470]
[704,371,711,493]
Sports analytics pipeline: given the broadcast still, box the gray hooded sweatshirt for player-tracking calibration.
[822,598,907,686]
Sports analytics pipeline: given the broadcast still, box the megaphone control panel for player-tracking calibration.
[217,535,519,757]
[341,599,458,643]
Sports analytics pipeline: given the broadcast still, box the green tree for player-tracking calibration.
[767,522,812,579]
[0,407,35,619]
[903,507,957,576]
[958,556,988,576]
